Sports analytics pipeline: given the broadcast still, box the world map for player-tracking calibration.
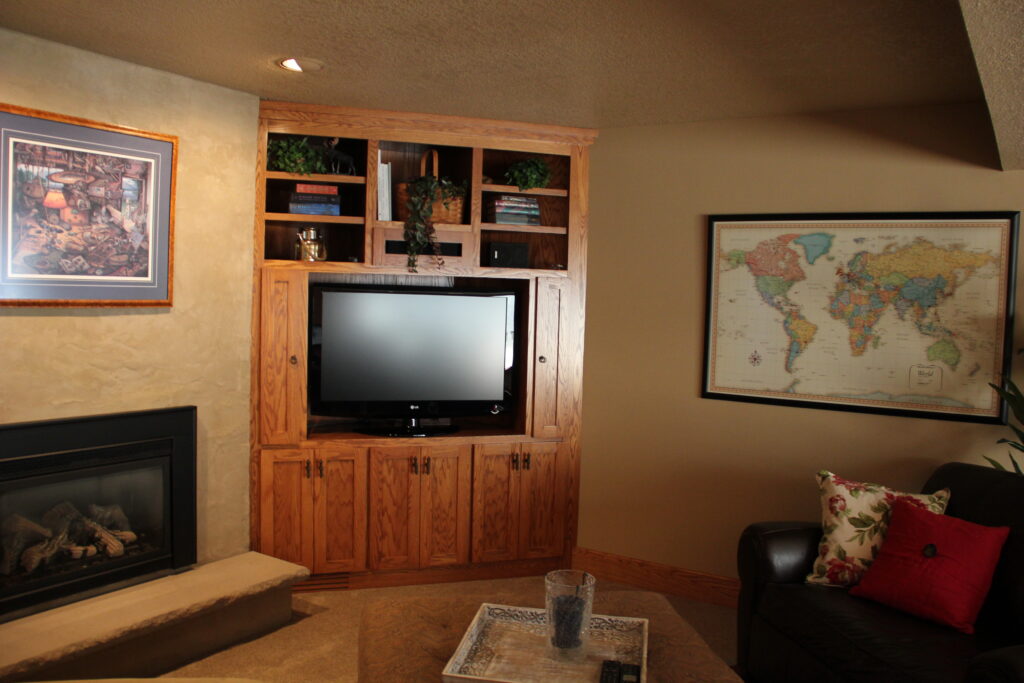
[707,221,1012,418]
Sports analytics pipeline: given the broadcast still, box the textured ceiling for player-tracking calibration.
[959,0,1024,170]
[0,0,983,130]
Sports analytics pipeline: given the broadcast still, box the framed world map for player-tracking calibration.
[702,212,1019,423]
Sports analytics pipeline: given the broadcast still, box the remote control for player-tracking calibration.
[600,660,622,683]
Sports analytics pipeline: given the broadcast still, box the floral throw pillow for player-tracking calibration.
[806,471,950,587]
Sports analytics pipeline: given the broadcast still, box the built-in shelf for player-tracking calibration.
[266,171,366,184]
[262,259,367,271]
[253,105,594,588]
[480,223,568,235]
[481,183,568,198]
[265,213,365,225]
[375,220,474,233]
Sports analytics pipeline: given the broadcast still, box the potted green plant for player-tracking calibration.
[267,137,327,175]
[986,377,1024,474]
[401,175,466,272]
[395,150,466,272]
[504,158,552,191]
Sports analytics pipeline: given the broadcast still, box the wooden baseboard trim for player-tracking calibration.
[292,557,561,592]
[571,547,739,608]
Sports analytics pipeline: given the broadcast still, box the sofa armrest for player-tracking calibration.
[967,645,1024,682]
[738,521,821,585]
[736,521,821,678]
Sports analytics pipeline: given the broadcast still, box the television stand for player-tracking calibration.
[360,417,459,438]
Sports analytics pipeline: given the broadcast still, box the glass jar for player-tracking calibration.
[545,569,595,659]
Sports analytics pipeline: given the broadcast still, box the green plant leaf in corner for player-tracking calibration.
[1010,452,1024,475]
[991,381,1024,425]
[984,455,1007,471]
[996,430,1024,450]
[986,377,1024,476]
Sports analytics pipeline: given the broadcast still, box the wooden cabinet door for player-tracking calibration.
[532,278,568,439]
[419,444,472,568]
[314,447,368,573]
[471,443,520,563]
[259,449,314,570]
[518,442,567,559]
[259,269,307,445]
[368,446,421,570]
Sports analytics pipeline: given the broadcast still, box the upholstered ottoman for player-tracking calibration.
[358,589,739,682]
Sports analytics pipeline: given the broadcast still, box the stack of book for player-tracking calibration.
[486,195,541,226]
[289,183,340,216]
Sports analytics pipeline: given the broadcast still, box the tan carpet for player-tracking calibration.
[162,575,735,682]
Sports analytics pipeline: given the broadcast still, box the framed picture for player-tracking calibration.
[0,103,177,306]
[703,212,1019,423]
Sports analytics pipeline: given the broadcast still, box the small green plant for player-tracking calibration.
[403,175,466,272]
[986,377,1024,475]
[268,137,327,175]
[504,158,551,191]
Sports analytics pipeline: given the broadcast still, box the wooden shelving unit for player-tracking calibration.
[266,171,366,184]
[480,223,568,235]
[374,219,473,233]
[264,213,364,225]
[252,101,596,588]
[481,183,568,197]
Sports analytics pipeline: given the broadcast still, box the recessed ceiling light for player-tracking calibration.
[276,57,324,73]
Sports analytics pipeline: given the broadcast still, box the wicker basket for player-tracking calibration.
[394,149,466,224]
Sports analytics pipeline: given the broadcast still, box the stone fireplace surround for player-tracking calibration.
[0,408,308,679]
[1,407,197,619]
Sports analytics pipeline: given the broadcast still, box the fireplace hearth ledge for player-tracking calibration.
[0,551,309,681]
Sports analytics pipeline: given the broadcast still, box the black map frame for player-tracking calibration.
[702,212,1019,424]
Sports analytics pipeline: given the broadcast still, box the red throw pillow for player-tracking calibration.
[850,499,1009,633]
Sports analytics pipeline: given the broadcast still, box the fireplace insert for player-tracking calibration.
[0,406,196,620]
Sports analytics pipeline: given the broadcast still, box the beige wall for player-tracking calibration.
[581,102,1024,578]
[0,29,258,562]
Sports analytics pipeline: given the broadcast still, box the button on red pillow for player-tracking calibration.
[850,498,1009,633]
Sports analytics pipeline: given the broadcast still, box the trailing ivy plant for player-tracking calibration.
[267,137,327,175]
[504,158,552,191]
[403,175,466,272]
[986,377,1024,475]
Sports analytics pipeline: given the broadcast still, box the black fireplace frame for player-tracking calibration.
[0,406,196,618]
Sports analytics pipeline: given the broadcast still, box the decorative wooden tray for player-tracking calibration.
[443,603,648,682]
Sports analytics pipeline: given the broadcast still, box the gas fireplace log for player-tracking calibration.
[88,504,131,532]
[42,501,84,531]
[20,528,70,574]
[111,530,138,544]
[82,518,124,557]
[64,543,98,559]
[41,501,126,557]
[2,514,50,539]
[1,514,52,575]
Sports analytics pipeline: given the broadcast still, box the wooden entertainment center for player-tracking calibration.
[250,101,595,588]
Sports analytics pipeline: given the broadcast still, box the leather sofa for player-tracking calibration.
[737,462,1024,682]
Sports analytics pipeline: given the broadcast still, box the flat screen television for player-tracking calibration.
[308,284,517,436]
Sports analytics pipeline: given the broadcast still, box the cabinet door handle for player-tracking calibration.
[538,355,547,364]
[523,452,531,470]
[318,459,324,478]
[305,459,311,478]
[423,456,431,475]
[511,453,519,471]
[411,456,419,475]
[289,355,298,365]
